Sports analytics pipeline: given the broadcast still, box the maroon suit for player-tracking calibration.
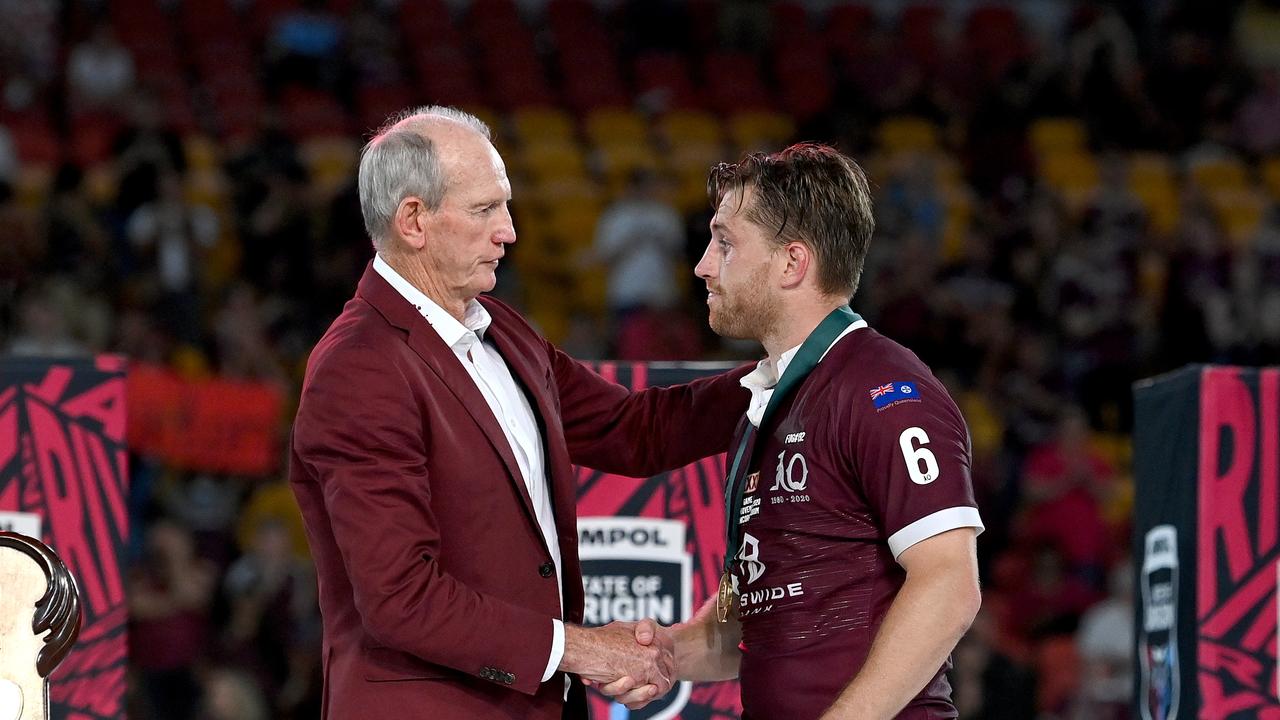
[290,264,748,719]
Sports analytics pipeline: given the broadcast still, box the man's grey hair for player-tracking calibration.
[358,106,492,248]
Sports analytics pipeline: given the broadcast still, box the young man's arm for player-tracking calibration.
[818,527,980,720]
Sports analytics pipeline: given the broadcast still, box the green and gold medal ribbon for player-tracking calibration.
[717,305,860,621]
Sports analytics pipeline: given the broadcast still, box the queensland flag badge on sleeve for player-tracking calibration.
[869,381,920,410]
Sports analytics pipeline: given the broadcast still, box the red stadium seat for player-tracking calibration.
[770,2,812,49]
[8,113,61,166]
[964,5,1028,84]
[900,4,946,74]
[824,2,877,61]
[250,0,302,41]
[703,52,773,113]
[69,111,121,167]
[633,52,701,110]
[281,87,351,140]
[399,0,463,47]
[413,46,486,108]
[357,83,416,135]
[179,0,240,41]
[774,44,834,120]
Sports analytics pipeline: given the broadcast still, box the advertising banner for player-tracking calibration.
[1133,365,1280,719]
[0,356,129,720]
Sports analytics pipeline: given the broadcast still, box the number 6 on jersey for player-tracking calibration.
[899,426,940,485]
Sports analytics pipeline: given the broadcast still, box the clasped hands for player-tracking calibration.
[562,619,675,710]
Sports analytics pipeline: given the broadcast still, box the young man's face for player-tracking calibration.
[695,186,782,341]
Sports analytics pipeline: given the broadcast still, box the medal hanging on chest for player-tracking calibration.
[717,306,860,622]
[716,570,734,622]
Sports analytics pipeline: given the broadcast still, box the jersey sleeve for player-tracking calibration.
[849,373,984,560]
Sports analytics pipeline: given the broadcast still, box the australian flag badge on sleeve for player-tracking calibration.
[869,381,919,410]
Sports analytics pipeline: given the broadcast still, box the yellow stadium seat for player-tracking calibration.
[1134,187,1181,236]
[84,163,116,205]
[300,136,359,197]
[1040,151,1100,211]
[14,164,51,208]
[519,139,589,182]
[1127,152,1180,234]
[462,106,500,136]
[658,110,725,146]
[585,109,650,147]
[184,167,229,210]
[545,198,603,249]
[596,142,661,193]
[1261,156,1280,201]
[1189,155,1248,192]
[876,117,940,153]
[1029,118,1087,157]
[728,111,795,154]
[1207,188,1266,246]
[183,134,222,172]
[510,107,576,144]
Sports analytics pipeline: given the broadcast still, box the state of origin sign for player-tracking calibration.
[576,362,741,720]
[1134,366,1280,719]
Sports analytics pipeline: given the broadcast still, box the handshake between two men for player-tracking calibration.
[559,619,679,711]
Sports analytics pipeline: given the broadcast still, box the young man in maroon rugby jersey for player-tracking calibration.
[599,144,984,719]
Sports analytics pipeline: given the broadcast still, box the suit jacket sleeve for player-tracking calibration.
[293,342,554,695]
[547,338,752,475]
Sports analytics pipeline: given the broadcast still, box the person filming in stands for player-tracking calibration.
[596,143,984,720]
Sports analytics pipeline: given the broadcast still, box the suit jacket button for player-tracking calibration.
[538,561,554,577]
[503,672,516,684]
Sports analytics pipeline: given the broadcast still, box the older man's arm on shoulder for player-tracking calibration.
[545,339,751,475]
[818,527,981,720]
[293,341,556,694]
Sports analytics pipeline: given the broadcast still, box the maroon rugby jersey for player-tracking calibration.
[729,325,983,720]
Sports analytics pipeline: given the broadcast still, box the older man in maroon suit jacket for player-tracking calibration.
[289,106,748,719]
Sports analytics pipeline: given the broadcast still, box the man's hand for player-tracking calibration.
[584,619,677,710]
[559,619,675,705]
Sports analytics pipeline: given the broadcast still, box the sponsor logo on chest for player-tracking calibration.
[733,533,805,617]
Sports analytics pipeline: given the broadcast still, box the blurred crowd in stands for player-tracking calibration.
[3,0,1280,717]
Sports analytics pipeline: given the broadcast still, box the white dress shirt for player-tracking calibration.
[373,255,567,684]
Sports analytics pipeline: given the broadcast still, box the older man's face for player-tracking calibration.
[423,131,516,300]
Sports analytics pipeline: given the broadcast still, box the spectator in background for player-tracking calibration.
[1234,0,1280,72]
[223,518,319,716]
[267,0,345,93]
[66,21,134,112]
[0,0,57,110]
[129,518,217,720]
[1074,560,1134,720]
[196,667,270,720]
[7,281,88,357]
[588,169,696,358]
[43,163,109,282]
[126,169,219,343]
[1018,407,1115,609]
[112,90,186,220]
[1235,68,1280,155]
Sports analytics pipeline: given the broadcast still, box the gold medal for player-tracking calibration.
[716,570,734,622]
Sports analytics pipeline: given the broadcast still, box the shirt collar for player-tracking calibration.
[373,253,492,349]
[738,318,870,394]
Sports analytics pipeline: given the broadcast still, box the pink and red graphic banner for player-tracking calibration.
[0,356,128,720]
[576,361,742,719]
[1135,365,1280,719]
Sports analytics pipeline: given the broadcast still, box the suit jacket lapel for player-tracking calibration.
[484,311,585,617]
[356,264,543,543]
